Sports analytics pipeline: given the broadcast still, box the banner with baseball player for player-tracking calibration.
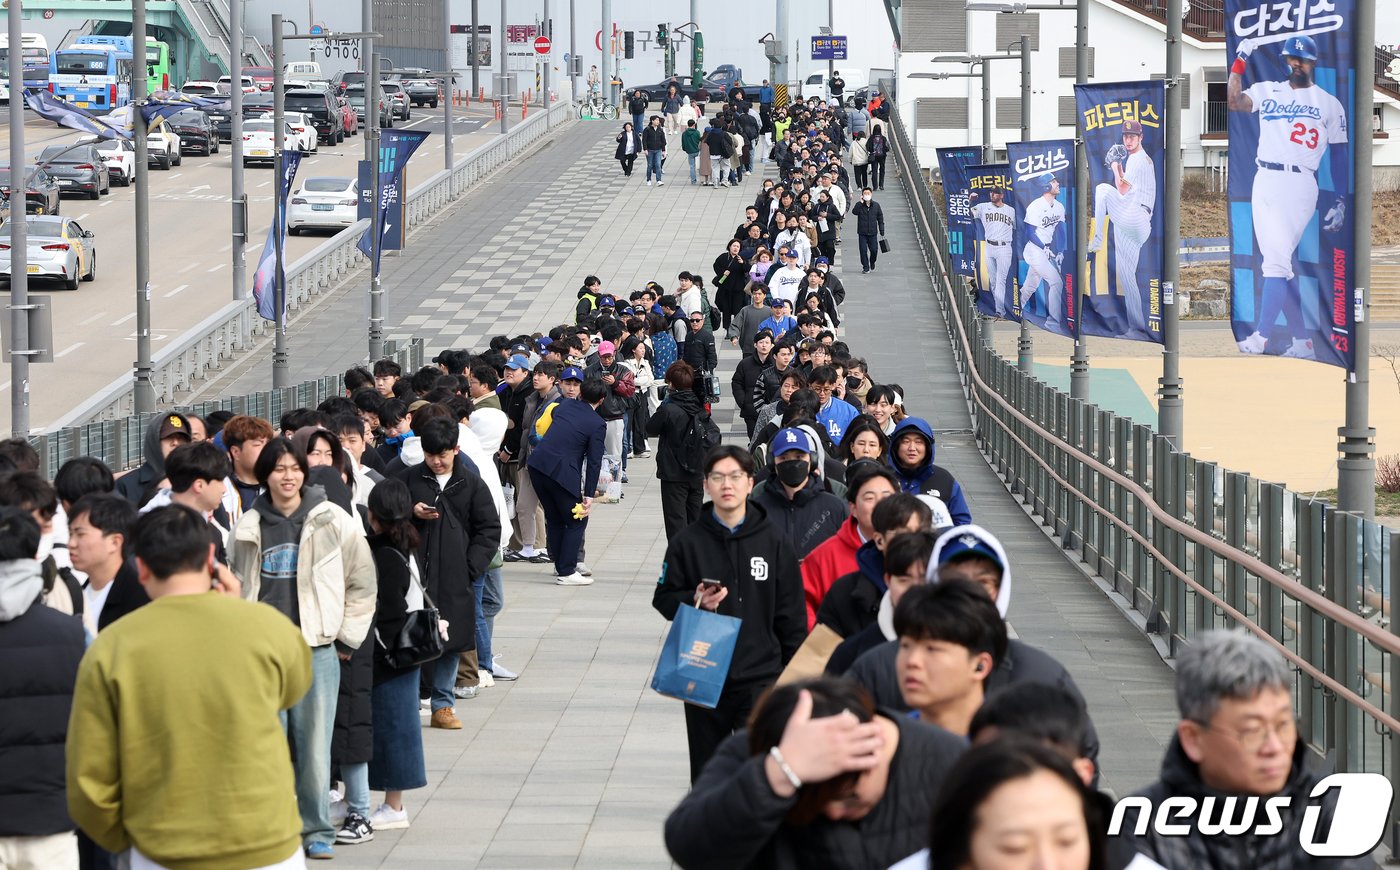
[1007,140,1077,339]
[937,146,984,278]
[967,163,1021,321]
[1075,81,1166,344]
[1226,0,1355,369]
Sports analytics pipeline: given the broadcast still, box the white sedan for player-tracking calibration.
[92,138,136,186]
[180,80,220,97]
[0,215,97,290]
[287,176,359,234]
[241,120,299,167]
[258,111,317,154]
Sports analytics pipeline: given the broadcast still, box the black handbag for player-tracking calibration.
[376,550,446,670]
[878,237,891,254]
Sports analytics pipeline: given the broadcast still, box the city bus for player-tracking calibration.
[48,44,134,110]
[72,35,170,93]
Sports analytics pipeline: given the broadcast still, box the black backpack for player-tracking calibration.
[679,410,723,474]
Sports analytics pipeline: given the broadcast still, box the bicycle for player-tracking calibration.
[579,93,617,121]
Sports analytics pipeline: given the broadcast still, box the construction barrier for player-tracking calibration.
[774,83,790,108]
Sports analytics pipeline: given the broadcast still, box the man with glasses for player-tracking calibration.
[681,311,718,402]
[652,445,806,782]
[1120,629,1366,868]
[808,365,859,444]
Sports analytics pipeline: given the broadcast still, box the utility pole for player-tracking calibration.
[569,0,578,101]
[272,14,289,388]
[1158,0,1184,446]
[133,0,155,413]
[230,0,247,302]
[827,0,834,98]
[1338,0,1376,515]
[600,0,612,104]
[443,1,454,191]
[471,0,480,95]
[501,0,511,133]
[542,0,551,107]
[363,0,373,161]
[369,52,385,360]
[1069,0,1090,400]
[1017,32,1033,375]
[7,0,28,436]
[775,0,789,91]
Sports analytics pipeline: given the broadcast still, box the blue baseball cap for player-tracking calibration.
[505,354,532,371]
[599,295,617,308]
[770,427,815,457]
[936,528,1004,569]
[535,336,554,353]
[561,365,584,382]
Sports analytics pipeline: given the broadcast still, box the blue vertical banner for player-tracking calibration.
[251,149,303,322]
[1075,81,1166,344]
[1007,140,1077,339]
[966,163,1020,321]
[936,146,983,277]
[357,128,431,274]
[1225,0,1354,369]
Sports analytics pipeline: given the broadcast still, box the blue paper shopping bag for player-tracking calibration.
[651,604,742,709]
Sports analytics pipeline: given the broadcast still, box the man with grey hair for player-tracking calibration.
[1120,629,1370,867]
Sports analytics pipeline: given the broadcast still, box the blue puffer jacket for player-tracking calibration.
[886,417,972,526]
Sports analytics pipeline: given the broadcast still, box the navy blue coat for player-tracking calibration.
[527,399,606,500]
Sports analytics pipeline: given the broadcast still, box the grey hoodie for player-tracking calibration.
[251,487,327,626]
[0,559,43,622]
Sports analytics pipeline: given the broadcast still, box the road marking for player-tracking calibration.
[404,115,433,129]
[75,213,89,220]
[179,262,199,273]
[258,180,271,188]
[190,184,211,192]
[99,200,112,206]
[110,313,136,326]
[162,284,190,298]
[207,262,225,272]
[219,242,232,252]
[170,171,183,178]
[54,342,85,359]
[76,311,108,327]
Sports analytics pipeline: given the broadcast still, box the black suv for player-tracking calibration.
[169,109,219,155]
[284,88,344,145]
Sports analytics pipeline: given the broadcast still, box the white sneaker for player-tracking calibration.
[1282,337,1315,359]
[646,180,653,187]
[329,798,348,826]
[478,670,495,688]
[454,685,480,700]
[657,181,665,186]
[555,572,594,586]
[1237,332,1268,354]
[577,562,593,577]
[368,802,409,831]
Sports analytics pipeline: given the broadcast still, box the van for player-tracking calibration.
[284,61,323,79]
[799,69,869,105]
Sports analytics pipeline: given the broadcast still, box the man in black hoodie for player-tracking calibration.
[114,413,192,507]
[653,445,806,783]
[730,329,774,439]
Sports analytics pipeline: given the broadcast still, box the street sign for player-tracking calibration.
[811,35,847,61]
[534,36,551,55]
[309,24,326,36]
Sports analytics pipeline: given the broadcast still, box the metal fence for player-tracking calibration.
[29,338,423,479]
[881,82,1400,853]
[48,100,576,431]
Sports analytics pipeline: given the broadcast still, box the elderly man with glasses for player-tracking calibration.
[1119,629,1372,868]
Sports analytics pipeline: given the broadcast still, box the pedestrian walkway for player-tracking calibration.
[210,121,1181,867]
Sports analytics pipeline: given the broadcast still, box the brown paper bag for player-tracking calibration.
[776,624,844,686]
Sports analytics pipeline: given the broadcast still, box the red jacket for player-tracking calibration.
[800,516,865,629]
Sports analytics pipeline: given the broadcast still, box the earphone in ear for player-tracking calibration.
[974,662,985,673]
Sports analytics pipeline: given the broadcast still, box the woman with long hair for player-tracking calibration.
[836,415,889,465]
[619,335,656,457]
[615,122,641,177]
[644,362,710,540]
[713,239,749,331]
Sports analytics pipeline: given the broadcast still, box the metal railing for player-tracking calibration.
[880,81,1400,854]
[48,99,575,432]
[29,339,423,478]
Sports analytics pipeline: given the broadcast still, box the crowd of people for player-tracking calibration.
[0,79,1368,870]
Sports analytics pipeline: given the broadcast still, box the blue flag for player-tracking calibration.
[251,149,303,322]
[936,147,983,278]
[23,89,131,140]
[141,91,232,127]
[1007,140,1078,340]
[356,128,430,274]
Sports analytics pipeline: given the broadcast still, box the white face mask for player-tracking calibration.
[863,194,873,202]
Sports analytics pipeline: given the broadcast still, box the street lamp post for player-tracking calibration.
[7,0,29,436]
[133,0,155,413]
[230,0,247,303]
[1159,0,1184,447]
[367,53,391,361]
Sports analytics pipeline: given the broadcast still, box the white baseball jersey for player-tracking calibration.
[1120,149,1157,214]
[1024,196,1065,246]
[1244,80,1348,170]
[972,201,1016,244]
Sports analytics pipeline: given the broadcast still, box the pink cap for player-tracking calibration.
[598,340,616,356]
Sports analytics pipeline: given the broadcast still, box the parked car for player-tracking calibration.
[401,78,439,107]
[288,176,358,234]
[241,119,298,167]
[0,166,61,215]
[800,69,869,104]
[284,88,344,145]
[217,74,258,95]
[345,86,391,128]
[93,138,136,186]
[331,70,366,93]
[0,215,95,290]
[168,108,219,155]
[284,61,323,79]
[180,80,220,97]
[245,66,275,91]
[335,95,358,136]
[379,81,410,121]
[36,144,109,200]
[146,123,183,169]
[258,111,317,153]
[632,73,732,104]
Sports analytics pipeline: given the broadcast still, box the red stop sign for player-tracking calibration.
[534,36,552,55]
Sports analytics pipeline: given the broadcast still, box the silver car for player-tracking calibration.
[379,81,410,121]
[0,215,96,290]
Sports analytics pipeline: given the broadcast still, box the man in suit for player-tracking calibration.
[527,378,607,587]
[67,493,147,636]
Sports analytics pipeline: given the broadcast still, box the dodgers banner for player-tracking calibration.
[1226,0,1355,369]
[1007,140,1077,339]
[966,163,1020,321]
[357,128,431,274]
[251,149,303,322]
[936,146,983,277]
[1075,81,1166,344]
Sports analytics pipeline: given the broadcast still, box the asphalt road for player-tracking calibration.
[0,103,496,432]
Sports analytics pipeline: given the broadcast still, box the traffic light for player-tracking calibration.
[624,30,635,59]
[656,23,668,44]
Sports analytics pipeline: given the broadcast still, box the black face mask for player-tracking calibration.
[775,458,811,487]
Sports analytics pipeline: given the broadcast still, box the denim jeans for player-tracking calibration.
[621,415,632,472]
[471,573,491,673]
[284,644,341,847]
[481,565,504,647]
[423,651,459,713]
[646,149,664,182]
[688,152,698,183]
[369,669,427,792]
[340,762,369,815]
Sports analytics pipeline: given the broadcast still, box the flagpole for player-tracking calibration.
[133,0,155,413]
[230,0,247,302]
[369,50,384,362]
[8,0,29,437]
[272,13,289,388]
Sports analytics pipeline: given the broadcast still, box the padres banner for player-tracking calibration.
[937,146,983,277]
[1226,0,1355,369]
[1007,140,1077,339]
[966,163,1020,321]
[1075,81,1166,344]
